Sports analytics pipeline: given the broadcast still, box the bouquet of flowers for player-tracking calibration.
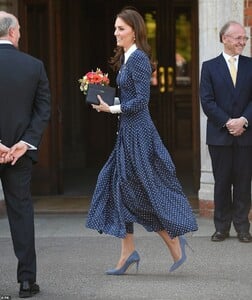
[78,68,110,95]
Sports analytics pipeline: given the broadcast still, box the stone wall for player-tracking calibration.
[244,0,252,51]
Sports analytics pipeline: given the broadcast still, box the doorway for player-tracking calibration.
[137,0,200,197]
[16,0,199,201]
[59,0,200,200]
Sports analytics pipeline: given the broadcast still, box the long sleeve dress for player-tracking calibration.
[86,48,198,238]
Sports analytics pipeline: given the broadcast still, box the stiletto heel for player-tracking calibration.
[169,236,191,272]
[105,250,140,275]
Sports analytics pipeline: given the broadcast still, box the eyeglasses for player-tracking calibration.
[225,35,249,42]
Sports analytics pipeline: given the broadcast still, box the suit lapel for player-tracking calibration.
[235,56,246,94]
[216,54,234,90]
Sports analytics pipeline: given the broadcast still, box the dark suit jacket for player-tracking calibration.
[0,44,51,162]
[200,53,252,146]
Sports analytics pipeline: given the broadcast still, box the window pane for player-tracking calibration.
[145,11,158,86]
[175,11,191,86]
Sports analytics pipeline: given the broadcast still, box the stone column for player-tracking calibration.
[198,0,248,216]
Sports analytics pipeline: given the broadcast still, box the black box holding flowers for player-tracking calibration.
[78,68,116,106]
[86,84,116,106]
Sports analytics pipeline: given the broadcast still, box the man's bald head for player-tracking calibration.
[0,11,20,47]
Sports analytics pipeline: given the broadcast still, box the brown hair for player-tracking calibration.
[109,7,156,72]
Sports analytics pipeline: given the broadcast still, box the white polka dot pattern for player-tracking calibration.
[86,49,198,238]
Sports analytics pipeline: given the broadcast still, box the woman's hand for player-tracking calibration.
[92,95,110,113]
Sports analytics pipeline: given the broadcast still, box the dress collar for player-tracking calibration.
[124,44,137,64]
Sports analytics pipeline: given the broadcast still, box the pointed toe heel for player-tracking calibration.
[169,236,192,273]
[105,250,140,275]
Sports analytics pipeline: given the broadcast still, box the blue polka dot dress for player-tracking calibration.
[86,49,198,238]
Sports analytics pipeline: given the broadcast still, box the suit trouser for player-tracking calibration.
[208,144,252,233]
[0,155,36,283]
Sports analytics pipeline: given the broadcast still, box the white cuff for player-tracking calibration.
[114,97,120,105]
[241,116,248,126]
[109,105,122,114]
[21,140,37,150]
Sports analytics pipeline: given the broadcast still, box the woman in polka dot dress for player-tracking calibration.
[86,8,198,275]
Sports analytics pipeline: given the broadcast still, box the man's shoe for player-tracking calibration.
[19,281,40,298]
[211,231,230,242]
[237,232,252,243]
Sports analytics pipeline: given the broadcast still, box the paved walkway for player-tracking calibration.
[0,213,252,300]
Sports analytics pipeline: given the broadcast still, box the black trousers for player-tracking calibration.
[0,156,36,283]
[208,145,252,233]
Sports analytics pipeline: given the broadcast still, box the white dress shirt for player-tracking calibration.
[222,51,248,127]
[222,51,239,72]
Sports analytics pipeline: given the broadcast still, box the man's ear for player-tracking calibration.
[8,27,15,38]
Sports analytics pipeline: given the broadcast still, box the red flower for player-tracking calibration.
[78,68,110,94]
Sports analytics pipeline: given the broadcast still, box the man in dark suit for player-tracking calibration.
[200,20,252,243]
[0,11,51,297]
